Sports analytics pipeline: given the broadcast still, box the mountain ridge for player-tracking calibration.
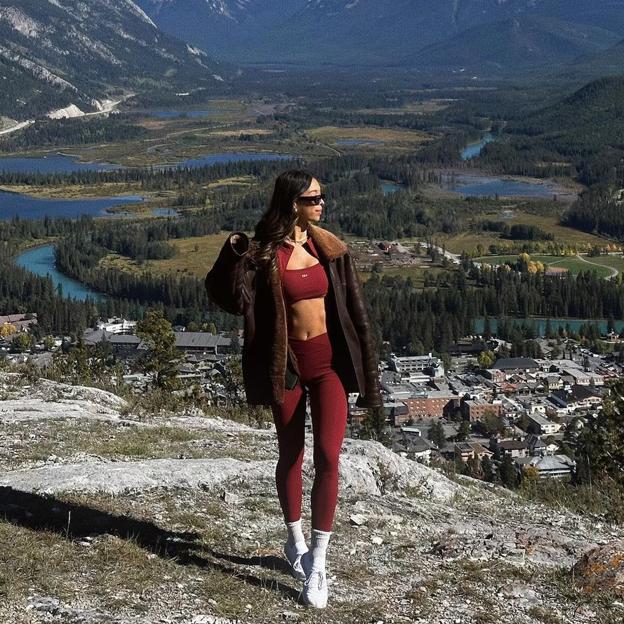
[0,0,230,120]
[137,0,624,72]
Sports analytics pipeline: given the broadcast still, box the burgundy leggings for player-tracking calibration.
[271,331,348,532]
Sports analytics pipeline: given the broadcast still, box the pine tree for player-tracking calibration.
[427,420,446,449]
[499,453,518,489]
[136,308,181,390]
[360,406,389,445]
[575,379,624,483]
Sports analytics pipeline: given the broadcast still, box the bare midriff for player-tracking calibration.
[287,297,327,340]
[283,241,328,341]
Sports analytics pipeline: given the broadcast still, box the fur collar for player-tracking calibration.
[267,223,348,405]
[306,223,348,262]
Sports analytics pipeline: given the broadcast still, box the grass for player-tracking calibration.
[306,125,434,147]
[98,231,454,285]
[509,212,611,247]
[442,224,609,256]
[0,419,269,467]
[578,254,624,273]
[352,100,451,115]
[474,254,615,278]
[98,232,241,278]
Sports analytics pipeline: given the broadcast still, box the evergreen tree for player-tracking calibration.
[575,379,624,484]
[136,308,181,390]
[482,456,495,482]
[456,419,470,441]
[360,406,389,445]
[499,454,519,489]
[427,420,446,449]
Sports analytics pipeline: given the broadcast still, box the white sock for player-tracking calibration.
[286,519,307,554]
[309,529,331,572]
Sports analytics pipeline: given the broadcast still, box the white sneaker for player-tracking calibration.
[302,569,328,609]
[283,541,308,581]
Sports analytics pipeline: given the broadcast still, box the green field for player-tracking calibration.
[474,254,621,279]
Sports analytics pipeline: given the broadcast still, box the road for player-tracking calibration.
[0,94,132,137]
[575,254,619,279]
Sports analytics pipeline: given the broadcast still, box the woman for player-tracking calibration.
[205,169,382,609]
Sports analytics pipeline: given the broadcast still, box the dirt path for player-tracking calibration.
[575,254,619,279]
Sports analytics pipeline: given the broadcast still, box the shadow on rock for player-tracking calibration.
[0,486,301,602]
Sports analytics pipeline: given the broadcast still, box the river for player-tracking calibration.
[441,172,561,199]
[0,151,293,175]
[15,244,103,301]
[0,190,145,220]
[474,317,624,336]
[460,133,495,160]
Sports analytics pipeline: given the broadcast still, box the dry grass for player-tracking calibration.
[98,231,247,278]
[0,419,269,467]
[352,100,452,115]
[307,125,433,145]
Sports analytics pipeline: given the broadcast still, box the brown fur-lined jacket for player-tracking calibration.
[204,223,383,408]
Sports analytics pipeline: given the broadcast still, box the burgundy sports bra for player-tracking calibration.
[277,239,329,305]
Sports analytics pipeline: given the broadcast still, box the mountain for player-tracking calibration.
[564,38,624,80]
[137,0,624,70]
[410,16,622,73]
[0,0,229,120]
[136,0,307,61]
[521,75,624,134]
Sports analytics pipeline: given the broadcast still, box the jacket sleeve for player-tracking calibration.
[344,251,383,408]
[205,232,255,316]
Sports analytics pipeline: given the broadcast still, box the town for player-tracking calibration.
[2,299,614,487]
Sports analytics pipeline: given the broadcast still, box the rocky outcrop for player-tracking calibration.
[573,541,624,598]
[0,375,622,624]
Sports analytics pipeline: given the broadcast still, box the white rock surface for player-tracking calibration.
[47,103,85,119]
[0,376,622,624]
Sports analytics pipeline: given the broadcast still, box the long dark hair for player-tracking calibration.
[253,169,314,269]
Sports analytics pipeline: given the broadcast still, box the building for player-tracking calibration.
[96,317,137,334]
[492,358,540,374]
[0,313,38,333]
[453,441,494,462]
[549,385,603,414]
[490,438,529,458]
[403,391,455,419]
[173,332,232,354]
[461,398,502,422]
[560,367,604,387]
[83,329,232,356]
[526,412,561,435]
[389,353,445,382]
[387,402,410,427]
[516,454,576,479]
[525,433,547,457]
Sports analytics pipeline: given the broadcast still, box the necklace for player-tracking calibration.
[284,231,308,245]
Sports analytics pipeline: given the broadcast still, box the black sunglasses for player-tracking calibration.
[296,193,326,206]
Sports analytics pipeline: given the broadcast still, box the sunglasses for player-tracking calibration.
[296,193,326,206]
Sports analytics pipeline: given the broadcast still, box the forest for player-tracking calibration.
[0,115,147,152]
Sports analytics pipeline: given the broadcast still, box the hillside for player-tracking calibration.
[565,38,624,80]
[136,0,307,62]
[508,76,624,146]
[0,0,229,120]
[410,16,621,73]
[0,372,622,623]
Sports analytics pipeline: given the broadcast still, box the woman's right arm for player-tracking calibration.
[205,232,255,316]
